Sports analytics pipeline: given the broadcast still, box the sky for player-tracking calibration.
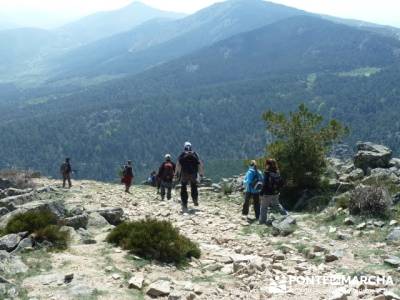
[1,0,400,28]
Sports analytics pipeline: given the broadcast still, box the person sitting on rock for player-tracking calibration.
[121,160,134,193]
[242,160,263,221]
[259,158,287,225]
[175,142,204,213]
[157,154,176,201]
[60,157,72,188]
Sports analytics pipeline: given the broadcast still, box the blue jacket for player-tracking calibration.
[243,167,263,194]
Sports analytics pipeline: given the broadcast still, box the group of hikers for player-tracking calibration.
[60,142,288,224]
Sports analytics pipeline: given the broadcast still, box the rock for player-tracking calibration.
[0,179,12,190]
[384,290,400,300]
[0,275,11,284]
[87,212,109,228]
[64,274,74,284]
[11,237,33,254]
[384,256,400,267]
[0,234,21,252]
[95,208,124,225]
[0,207,8,217]
[374,221,385,228]
[354,142,392,172]
[347,168,364,181]
[313,244,327,253]
[112,273,121,280]
[389,158,400,169]
[0,192,36,211]
[63,213,89,230]
[386,227,400,241]
[271,216,296,236]
[0,250,28,275]
[329,287,350,300]
[389,220,398,226]
[393,193,400,205]
[147,280,171,297]
[128,273,144,290]
[356,222,367,230]
[343,217,355,225]
[325,250,343,263]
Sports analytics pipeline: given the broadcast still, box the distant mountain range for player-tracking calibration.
[0,0,400,181]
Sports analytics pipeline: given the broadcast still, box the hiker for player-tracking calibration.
[242,160,263,221]
[60,158,72,188]
[259,158,287,225]
[157,154,176,200]
[175,142,204,213]
[121,160,134,193]
[147,171,157,187]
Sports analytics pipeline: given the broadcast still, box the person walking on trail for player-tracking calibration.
[175,142,204,213]
[157,154,176,201]
[60,158,72,188]
[259,159,287,225]
[121,160,134,193]
[242,160,263,221]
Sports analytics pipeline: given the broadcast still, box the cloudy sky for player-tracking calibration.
[1,0,399,28]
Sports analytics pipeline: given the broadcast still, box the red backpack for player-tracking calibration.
[162,162,175,181]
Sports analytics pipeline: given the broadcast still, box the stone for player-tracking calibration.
[112,273,121,280]
[272,216,296,236]
[147,280,171,297]
[63,213,89,230]
[64,274,74,284]
[0,207,9,217]
[11,237,33,254]
[354,142,392,172]
[0,234,21,252]
[329,287,350,300]
[356,223,367,230]
[389,220,398,226]
[384,256,400,267]
[374,221,385,228]
[313,244,327,253]
[87,212,109,228]
[386,227,400,241]
[0,192,36,211]
[325,250,343,263]
[0,275,11,284]
[0,250,28,275]
[128,273,144,290]
[384,290,400,300]
[95,208,124,225]
[347,168,364,181]
[343,217,355,225]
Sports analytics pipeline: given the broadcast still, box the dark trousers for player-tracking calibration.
[181,173,198,207]
[242,192,260,219]
[62,173,72,188]
[160,181,172,200]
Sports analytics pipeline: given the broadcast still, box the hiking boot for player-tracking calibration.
[181,204,189,214]
[193,199,199,206]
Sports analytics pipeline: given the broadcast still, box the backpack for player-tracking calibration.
[179,151,199,174]
[251,170,263,192]
[162,162,175,181]
[266,172,284,194]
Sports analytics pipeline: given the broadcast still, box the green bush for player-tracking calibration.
[107,219,201,265]
[34,225,69,250]
[349,185,391,219]
[4,209,69,250]
[263,104,348,191]
[5,209,57,234]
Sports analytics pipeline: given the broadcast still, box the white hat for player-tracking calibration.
[184,142,192,148]
[165,154,171,160]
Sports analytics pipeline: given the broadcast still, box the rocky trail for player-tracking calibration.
[1,174,400,300]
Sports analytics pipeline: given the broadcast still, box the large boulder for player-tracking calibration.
[387,227,400,242]
[63,213,89,230]
[95,208,124,225]
[0,192,36,211]
[354,142,392,173]
[0,250,28,275]
[272,216,296,236]
[0,234,21,252]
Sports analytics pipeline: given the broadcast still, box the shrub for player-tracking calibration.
[107,219,201,265]
[5,210,57,234]
[349,185,392,218]
[34,225,69,250]
[262,104,348,191]
[4,209,69,250]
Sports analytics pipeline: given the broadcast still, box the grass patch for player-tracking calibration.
[241,223,272,237]
[106,219,201,265]
[3,209,69,250]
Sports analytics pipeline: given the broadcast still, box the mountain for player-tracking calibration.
[1,16,400,181]
[56,2,185,46]
[50,0,308,80]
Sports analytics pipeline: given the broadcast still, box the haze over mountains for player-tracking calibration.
[0,0,400,180]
